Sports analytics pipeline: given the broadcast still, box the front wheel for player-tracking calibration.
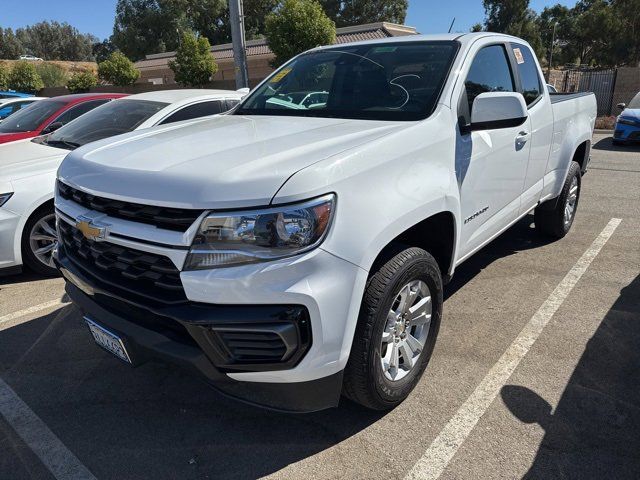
[21,204,59,276]
[343,247,443,410]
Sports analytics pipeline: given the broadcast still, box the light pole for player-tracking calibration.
[547,21,558,81]
[229,0,249,89]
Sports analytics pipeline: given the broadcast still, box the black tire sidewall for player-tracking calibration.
[368,250,443,406]
[559,162,581,235]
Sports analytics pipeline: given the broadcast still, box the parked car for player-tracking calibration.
[54,33,596,412]
[18,54,43,61]
[0,91,34,99]
[0,93,127,145]
[613,92,640,145]
[0,89,243,276]
[0,97,47,123]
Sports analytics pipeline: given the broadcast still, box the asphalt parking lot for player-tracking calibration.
[0,133,638,480]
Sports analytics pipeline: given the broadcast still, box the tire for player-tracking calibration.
[534,161,581,239]
[343,247,443,410]
[21,203,59,277]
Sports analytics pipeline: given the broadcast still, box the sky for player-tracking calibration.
[2,0,576,41]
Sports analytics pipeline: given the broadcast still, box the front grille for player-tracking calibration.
[58,220,187,305]
[57,181,202,232]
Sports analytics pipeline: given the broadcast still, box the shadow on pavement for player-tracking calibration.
[0,304,385,479]
[444,213,555,300]
[592,136,640,152]
[501,274,640,480]
[0,270,55,287]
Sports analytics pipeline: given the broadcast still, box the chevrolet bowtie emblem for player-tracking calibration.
[76,218,107,241]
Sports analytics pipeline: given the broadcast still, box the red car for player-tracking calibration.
[0,93,128,145]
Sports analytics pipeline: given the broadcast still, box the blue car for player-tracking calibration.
[0,90,34,99]
[614,91,640,145]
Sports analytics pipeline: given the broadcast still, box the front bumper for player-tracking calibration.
[0,207,21,270]
[58,254,346,412]
[614,123,640,142]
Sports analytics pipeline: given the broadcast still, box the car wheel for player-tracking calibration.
[534,161,581,239]
[21,204,59,276]
[343,247,442,410]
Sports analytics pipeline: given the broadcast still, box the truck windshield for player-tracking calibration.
[39,99,168,150]
[0,99,66,133]
[237,41,458,121]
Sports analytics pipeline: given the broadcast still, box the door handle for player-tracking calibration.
[516,131,531,142]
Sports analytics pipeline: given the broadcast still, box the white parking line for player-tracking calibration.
[405,218,622,480]
[0,299,69,331]
[0,378,96,480]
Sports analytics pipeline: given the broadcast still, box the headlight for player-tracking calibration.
[617,117,639,126]
[184,194,335,270]
[0,193,13,207]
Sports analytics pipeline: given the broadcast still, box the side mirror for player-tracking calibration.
[616,102,626,111]
[236,87,250,95]
[470,92,528,131]
[41,121,63,135]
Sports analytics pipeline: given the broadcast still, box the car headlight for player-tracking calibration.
[0,193,13,207]
[184,194,335,270]
[617,117,639,126]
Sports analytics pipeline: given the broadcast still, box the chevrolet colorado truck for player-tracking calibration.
[54,33,596,412]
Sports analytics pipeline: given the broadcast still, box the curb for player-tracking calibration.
[594,129,613,134]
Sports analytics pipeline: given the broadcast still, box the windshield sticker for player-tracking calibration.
[270,68,292,83]
[513,48,525,64]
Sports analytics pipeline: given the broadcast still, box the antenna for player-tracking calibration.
[448,17,456,33]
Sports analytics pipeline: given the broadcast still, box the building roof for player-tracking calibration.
[135,22,417,70]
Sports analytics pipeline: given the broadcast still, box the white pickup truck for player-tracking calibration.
[54,33,596,412]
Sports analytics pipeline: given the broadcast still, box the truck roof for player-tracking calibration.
[312,32,529,51]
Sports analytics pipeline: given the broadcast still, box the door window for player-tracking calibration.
[159,100,227,125]
[464,44,515,114]
[511,44,543,106]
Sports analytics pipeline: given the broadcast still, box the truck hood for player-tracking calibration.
[58,115,404,209]
[0,138,66,182]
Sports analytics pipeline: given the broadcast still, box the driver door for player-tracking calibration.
[456,43,531,260]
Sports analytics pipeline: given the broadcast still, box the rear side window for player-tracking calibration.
[160,100,227,125]
[464,44,515,113]
[512,44,543,106]
[52,99,111,126]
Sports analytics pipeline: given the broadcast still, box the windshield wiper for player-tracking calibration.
[44,139,81,150]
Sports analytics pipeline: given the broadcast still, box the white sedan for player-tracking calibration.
[0,97,47,123]
[0,89,244,275]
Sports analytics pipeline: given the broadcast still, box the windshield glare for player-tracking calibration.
[45,99,168,149]
[238,41,458,121]
[628,92,640,109]
[0,99,66,133]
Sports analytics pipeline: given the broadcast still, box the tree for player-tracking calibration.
[481,0,543,58]
[0,63,8,90]
[14,21,97,61]
[35,62,68,88]
[92,40,118,63]
[98,51,140,86]
[169,32,217,87]
[67,70,98,93]
[0,28,23,59]
[470,23,484,32]
[318,0,408,27]
[265,0,336,67]
[611,0,640,66]
[8,61,44,92]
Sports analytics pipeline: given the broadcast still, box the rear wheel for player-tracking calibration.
[534,161,581,239]
[343,247,442,410]
[21,204,59,276]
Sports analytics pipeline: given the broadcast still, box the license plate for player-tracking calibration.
[85,318,132,364]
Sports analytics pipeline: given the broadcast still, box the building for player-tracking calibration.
[134,22,417,88]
